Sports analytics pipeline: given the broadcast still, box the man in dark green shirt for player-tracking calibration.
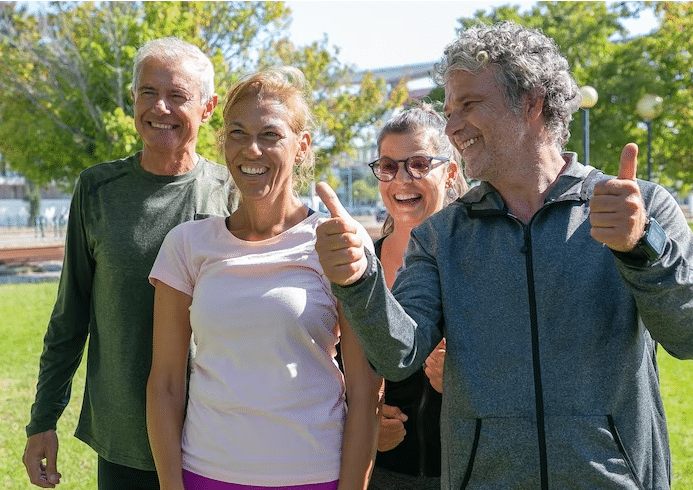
[23,37,231,490]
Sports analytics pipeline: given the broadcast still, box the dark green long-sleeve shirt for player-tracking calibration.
[26,153,231,470]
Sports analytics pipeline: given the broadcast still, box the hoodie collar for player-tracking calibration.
[460,152,605,216]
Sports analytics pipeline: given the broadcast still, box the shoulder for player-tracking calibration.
[76,154,136,187]
[162,216,222,251]
[423,200,467,230]
[70,155,140,204]
[197,156,230,183]
[171,215,221,237]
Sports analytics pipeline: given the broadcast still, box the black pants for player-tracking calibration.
[97,456,160,490]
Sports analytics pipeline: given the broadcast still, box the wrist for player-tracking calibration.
[630,217,666,261]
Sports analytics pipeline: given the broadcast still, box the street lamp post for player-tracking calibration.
[636,93,663,181]
[579,86,598,166]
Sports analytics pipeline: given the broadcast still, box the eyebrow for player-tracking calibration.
[227,121,284,132]
[137,85,193,97]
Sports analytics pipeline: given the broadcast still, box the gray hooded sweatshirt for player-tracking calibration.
[333,154,693,489]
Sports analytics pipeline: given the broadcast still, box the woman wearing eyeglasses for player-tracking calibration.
[367,103,467,490]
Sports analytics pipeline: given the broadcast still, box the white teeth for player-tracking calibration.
[150,122,174,129]
[459,137,479,151]
[240,165,268,175]
[395,193,421,201]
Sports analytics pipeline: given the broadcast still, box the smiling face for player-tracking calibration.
[224,94,309,204]
[378,131,457,231]
[444,67,528,183]
[132,56,215,158]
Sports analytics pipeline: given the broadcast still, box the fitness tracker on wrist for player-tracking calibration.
[633,217,666,261]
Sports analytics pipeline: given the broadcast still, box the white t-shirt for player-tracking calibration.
[150,213,370,486]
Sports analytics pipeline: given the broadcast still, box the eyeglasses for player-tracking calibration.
[368,155,449,182]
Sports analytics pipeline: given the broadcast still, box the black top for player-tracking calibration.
[373,236,442,477]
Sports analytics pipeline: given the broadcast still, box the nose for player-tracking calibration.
[153,98,171,115]
[243,138,262,157]
[445,113,461,138]
[393,162,413,183]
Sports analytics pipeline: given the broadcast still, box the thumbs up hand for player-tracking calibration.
[315,182,369,286]
[589,143,649,252]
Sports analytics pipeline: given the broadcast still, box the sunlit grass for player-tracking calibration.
[1,282,96,489]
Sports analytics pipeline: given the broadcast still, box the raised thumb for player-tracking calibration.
[618,142,639,181]
[316,181,350,219]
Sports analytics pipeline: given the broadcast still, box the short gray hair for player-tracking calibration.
[434,21,580,147]
[132,37,215,105]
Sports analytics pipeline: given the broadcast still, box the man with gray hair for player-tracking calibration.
[23,37,231,489]
[315,21,693,489]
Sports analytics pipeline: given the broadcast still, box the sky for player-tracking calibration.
[284,1,659,88]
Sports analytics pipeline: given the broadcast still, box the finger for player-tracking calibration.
[24,456,44,486]
[316,181,350,219]
[381,404,408,421]
[44,448,60,486]
[617,143,639,181]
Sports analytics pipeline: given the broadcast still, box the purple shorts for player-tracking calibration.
[182,470,339,490]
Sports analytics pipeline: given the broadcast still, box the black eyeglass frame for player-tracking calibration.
[367,155,450,182]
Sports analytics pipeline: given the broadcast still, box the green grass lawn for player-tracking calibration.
[1,281,691,488]
[1,282,96,489]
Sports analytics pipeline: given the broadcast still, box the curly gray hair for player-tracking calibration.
[434,21,581,147]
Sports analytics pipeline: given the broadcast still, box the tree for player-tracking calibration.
[349,171,380,205]
[635,2,693,193]
[427,2,693,193]
[0,1,406,188]
[258,35,408,174]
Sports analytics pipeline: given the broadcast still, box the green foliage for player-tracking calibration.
[427,2,692,194]
[351,173,380,203]
[22,182,41,226]
[0,1,404,187]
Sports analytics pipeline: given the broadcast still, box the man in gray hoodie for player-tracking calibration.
[315,21,693,490]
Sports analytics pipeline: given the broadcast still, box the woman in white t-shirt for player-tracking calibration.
[147,67,382,490]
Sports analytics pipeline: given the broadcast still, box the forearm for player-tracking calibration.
[28,295,91,435]
[337,308,384,489]
[615,186,693,358]
[146,381,186,490]
[333,250,439,381]
[337,378,382,490]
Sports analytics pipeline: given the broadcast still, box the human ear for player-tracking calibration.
[525,89,545,121]
[446,160,459,184]
[201,93,219,122]
[296,131,311,163]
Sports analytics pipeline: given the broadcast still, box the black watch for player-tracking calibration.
[633,217,666,260]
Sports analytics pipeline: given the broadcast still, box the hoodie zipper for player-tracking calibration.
[521,222,549,490]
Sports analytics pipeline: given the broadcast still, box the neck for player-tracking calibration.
[388,224,415,258]
[139,147,198,176]
[492,145,568,224]
[228,193,305,241]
